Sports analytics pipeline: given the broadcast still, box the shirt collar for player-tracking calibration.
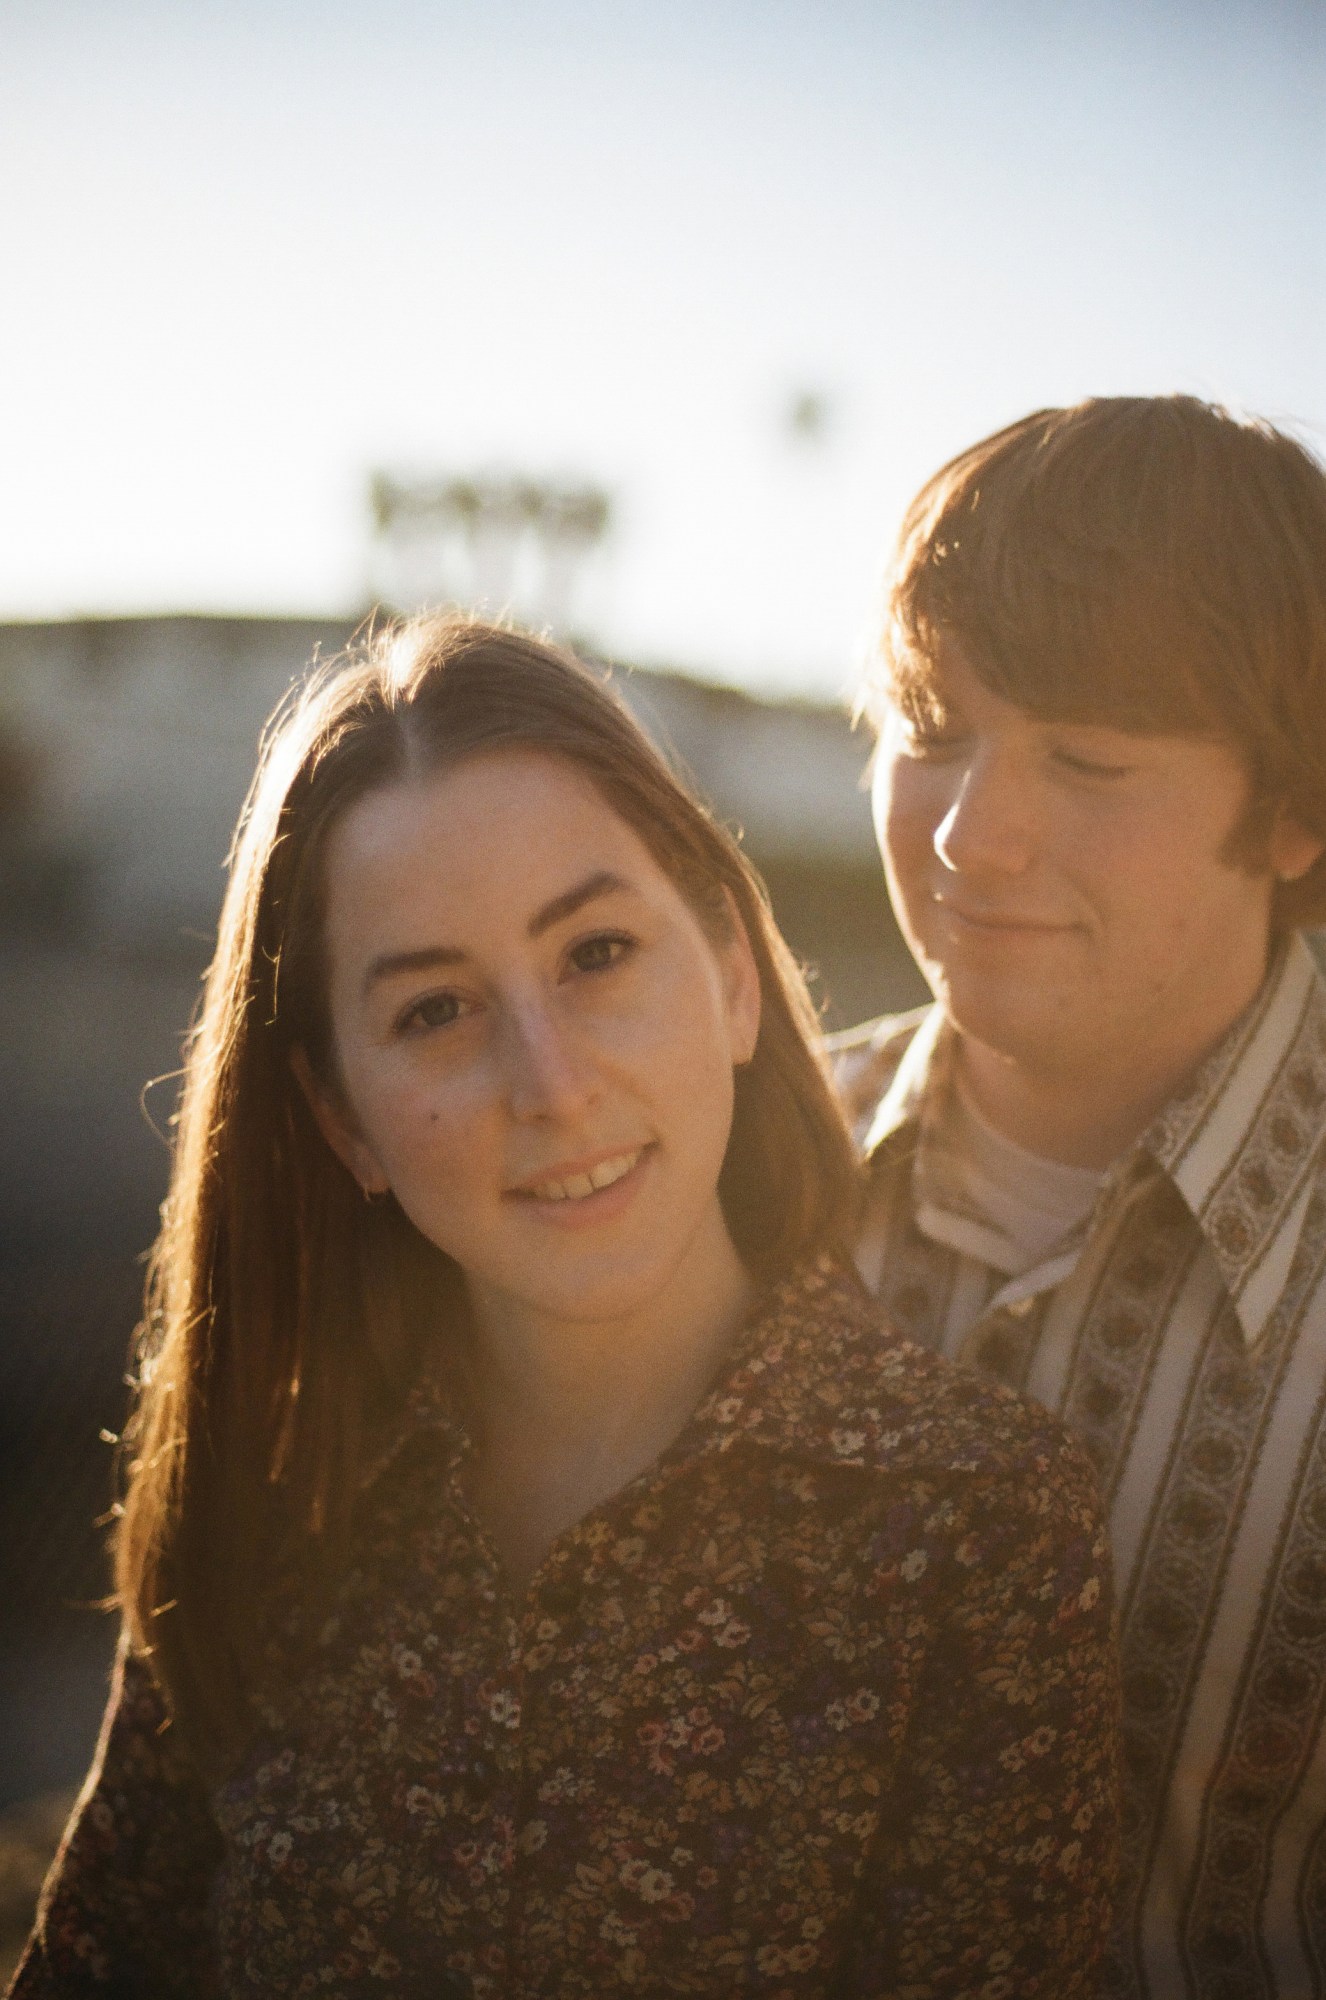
[861,1002,951,1161]
[677,1255,1016,1477]
[859,1011,1094,1303]
[857,935,1326,1350]
[356,1366,469,1494]
[359,1256,992,1496]
[1136,932,1326,1347]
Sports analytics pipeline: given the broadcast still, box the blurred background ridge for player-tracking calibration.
[1,0,1322,695]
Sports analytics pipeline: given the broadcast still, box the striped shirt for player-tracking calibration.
[834,932,1326,2000]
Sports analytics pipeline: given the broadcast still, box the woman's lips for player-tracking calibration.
[505,1144,655,1226]
[514,1145,645,1203]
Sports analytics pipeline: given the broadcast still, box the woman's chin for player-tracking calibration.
[472,1259,685,1337]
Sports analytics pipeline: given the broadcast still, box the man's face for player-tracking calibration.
[871,640,1314,1092]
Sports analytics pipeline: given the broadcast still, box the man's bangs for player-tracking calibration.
[882,575,1223,744]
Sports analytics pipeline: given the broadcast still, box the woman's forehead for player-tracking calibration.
[319,749,669,960]
[333,747,626,858]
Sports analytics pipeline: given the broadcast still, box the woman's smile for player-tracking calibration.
[506,1141,654,1221]
[309,745,760,1343]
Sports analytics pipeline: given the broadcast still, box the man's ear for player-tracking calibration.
[290,1045,390,1196]
[718,893,762,1068]
[1268,809,1326,884]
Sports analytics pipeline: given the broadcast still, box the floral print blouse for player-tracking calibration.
[13,1259,1119,1998]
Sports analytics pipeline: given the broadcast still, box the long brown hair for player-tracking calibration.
[866,395,1326,927]
[115,614,861,1763]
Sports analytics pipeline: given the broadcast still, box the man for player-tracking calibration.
[835,395,1326,1999]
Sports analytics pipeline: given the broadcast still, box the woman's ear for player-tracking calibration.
[289,1045,390,1196]
[718,894,762,1068]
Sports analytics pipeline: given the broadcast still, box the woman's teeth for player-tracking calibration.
[527,1149,642,1202]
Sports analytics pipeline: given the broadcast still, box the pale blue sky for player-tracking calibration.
[1,0,1322,693]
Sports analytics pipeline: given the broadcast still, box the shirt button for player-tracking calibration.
[540,1575,582,1617]
[1006,1295,1037,1319]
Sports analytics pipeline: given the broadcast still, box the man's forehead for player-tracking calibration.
[885,635,1237,755]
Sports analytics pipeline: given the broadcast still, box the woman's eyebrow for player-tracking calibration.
[527,869,630,940]
[360,871,632,996]
[361,942,465,996]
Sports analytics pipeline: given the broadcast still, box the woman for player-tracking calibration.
[13,617,1118,1998]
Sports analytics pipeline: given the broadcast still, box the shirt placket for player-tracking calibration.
[951,1160,1155,1393]
[482,1456,701,1995]
[505,1549,594,1981]
[440,1464,631,1998]
[425,1454,528,2000]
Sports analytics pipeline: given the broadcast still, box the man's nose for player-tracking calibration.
[498,1001,599,1122]
[933,749,1038,878]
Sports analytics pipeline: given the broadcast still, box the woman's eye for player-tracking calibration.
[568,932,634,976]
[397,991,465,1034]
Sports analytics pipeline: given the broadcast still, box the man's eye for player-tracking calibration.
[397,991,464,1033]
[569,932,634,975]
[1055,751,1132,779]
[903,725,967,758]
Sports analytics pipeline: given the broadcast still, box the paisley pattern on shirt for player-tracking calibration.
[834,935,1326,1999]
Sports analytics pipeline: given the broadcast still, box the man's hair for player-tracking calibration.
[867,395,1326,927]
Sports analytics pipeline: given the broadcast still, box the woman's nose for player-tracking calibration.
[933,749,1038,878]
[498,1002,599,1123]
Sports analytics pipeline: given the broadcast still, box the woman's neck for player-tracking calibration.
[460,1218,754,1593]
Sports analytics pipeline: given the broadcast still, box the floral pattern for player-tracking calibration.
[13,1258,1119,1998]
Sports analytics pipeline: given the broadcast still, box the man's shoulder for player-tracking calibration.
[825,1004,933,1137]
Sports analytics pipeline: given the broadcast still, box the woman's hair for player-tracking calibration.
[863,395,1326,927]
[115,614,860,1762]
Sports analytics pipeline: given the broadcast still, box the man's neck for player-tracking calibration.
[954,965,1272,1173]
[955,1041,1161,1170]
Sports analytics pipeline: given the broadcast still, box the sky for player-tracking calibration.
[0,0,1323,696]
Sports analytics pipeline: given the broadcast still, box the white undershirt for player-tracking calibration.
[942,1071,1105,1276]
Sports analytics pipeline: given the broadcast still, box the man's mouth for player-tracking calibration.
[935,898,1072,934]
[511,1146,647,1204]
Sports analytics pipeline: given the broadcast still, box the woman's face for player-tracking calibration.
[307,748,761,1340]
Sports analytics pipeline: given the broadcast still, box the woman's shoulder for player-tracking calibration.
[741,1257,1101,1514]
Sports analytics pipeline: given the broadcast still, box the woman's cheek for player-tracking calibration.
[362,1073,478,1189]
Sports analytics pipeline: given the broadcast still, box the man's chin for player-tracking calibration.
[933,977,1075,1073]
